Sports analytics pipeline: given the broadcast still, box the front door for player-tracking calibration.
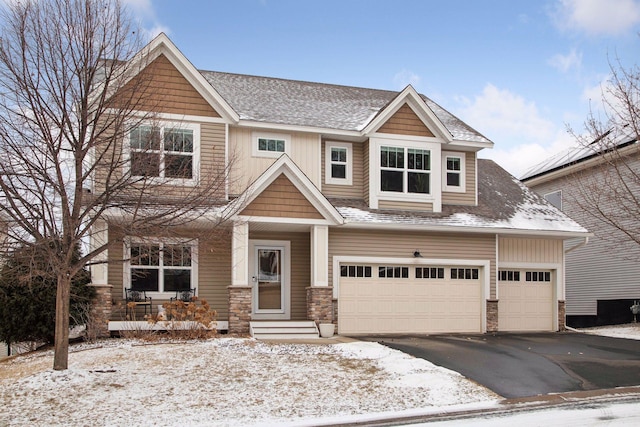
[250,240,290,319]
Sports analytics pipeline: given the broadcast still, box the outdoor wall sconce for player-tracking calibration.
[413,250,422,258]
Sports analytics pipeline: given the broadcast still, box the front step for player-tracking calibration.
[250,321,319,340]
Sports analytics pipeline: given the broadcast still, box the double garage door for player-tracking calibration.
[338,263,483,334]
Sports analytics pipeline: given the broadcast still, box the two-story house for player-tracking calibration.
[522,129,640,327]
[95,34,589,336]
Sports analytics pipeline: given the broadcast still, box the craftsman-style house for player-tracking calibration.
[94,34,588,337]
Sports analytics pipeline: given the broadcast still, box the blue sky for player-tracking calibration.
[126,0,640,177]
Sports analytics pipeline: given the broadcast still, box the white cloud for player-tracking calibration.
[392,69,421,90]
[552,0,640,36]
[455,84,577,178]
[548,49,583,73]
[122,0,170,40]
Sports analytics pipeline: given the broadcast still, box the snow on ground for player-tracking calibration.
[0,338,499,426]
[579,322,640,340]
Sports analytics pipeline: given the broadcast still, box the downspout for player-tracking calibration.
[565,236,589,254]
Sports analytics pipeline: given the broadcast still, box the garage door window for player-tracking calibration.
[499,270,521,281]
[451,268,479,280]
[416,267,445,279]
[526,271,551,282]
[341,265,372,278]
[379,266,409,278]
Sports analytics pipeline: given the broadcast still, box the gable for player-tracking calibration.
[377,103,435,137]
[113,54,221,117]
[240,174,324,219]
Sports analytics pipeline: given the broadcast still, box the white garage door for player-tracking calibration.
[338,264,483,334]
[498,269,554,331]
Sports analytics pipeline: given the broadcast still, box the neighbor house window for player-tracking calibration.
[544,190,562,211]
[380,146,430,194]
[127,240,197,294]
[325,142,352,185]
[128,122,198,180]
[252,132,290,158]
[442,152,466,192]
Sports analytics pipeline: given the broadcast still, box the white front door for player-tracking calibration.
[250,240,290,319]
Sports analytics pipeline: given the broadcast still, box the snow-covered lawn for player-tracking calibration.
[579,322,640,340]
[0,338,499,426]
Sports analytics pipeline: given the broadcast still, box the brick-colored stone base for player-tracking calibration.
[486,299,499,332]
[89,284,113,339]
[306,287,333,323]
[558,300,566,331]
[228,286,252,334]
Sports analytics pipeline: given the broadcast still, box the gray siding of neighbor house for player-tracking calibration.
[530,161,640,317]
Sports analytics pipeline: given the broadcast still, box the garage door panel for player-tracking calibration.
[499,270,553,332]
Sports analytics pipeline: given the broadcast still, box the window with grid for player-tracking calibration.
[380,146,430,194]
[129,241,194,293]
[451,268,479,280]
[525,271,551,282]
[340,265,372,278]
[499,270,521,281]
[378,266,409,278]
[129,124,194,179]
[416,267,445,279]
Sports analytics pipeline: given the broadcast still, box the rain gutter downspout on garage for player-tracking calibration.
[564,236,589,254]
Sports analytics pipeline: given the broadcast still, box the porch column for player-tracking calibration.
[229,221,251,334]
[89,219,111,338]
[90,219,109,285]
[308,225,333,323]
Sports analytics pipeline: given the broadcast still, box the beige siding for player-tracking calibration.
[241,174,323,219]
[107,226,232,321]
[443,151,476,206]
[377,104,435,137]
[329,229,496,297]
[363,142,370,203]
[229,127,321,195]
[498,237,563,264]
[378,200,433,211]
[321,140,365,198]
[250,231,310,320]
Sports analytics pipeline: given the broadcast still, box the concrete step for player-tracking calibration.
[250,321,319,340]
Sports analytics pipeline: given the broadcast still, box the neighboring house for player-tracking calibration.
[94,34,588,336]
[522,130,640,327]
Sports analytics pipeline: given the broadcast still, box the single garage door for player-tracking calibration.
[339,264,483,334]
[498,269,554,331]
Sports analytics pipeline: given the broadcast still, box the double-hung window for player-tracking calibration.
[128,240,197,295]
[442,152,466,192]
[129,122,198,181]
[325,142,352,185]
[380,146,430,194]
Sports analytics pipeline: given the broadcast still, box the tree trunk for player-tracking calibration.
[53,274,71,370]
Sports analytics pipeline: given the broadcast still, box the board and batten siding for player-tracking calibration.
[321,140,365,198]
[228,127,321,196]
[250,231,310,320]
[529,166,640,316]
[328,229,496,297]
[498,237,563,264]
[107,226,232,321]
[442,151,476,206]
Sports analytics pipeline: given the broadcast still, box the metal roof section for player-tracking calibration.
[332,159,588,236]
[521,126,638,181]
[200,70,492,144]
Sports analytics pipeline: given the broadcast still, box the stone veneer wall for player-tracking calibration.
[228,286,252,334]
[89,284,113,339]
[486,299,499,332]
[306,287,333,323]
[558,300,566,331]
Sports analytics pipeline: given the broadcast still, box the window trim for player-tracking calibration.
[124,121,201,185]
[442,151,466,193]
[325,141,353,186]
[123,238,199,299]
[252,131,291,158]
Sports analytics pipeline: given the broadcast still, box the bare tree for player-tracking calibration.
[567,59,640,259]
[0,0,236,370]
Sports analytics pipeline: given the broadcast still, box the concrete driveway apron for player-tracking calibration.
[362,332,640,398]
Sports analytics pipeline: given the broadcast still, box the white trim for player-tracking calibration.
[251,131,291,158]
[117,109,228,124]
[224,123,229,200]
[311,225,329,287]
[231,222,249,286]
[237,216,335,226]
[332,255,490,333]
[249,239,291,320]
[237,119,364,140]
[325,141,353,186]
[123,237,199,300]
[442,151,466,193]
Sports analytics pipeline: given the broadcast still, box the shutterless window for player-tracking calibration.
[330,147,348,179]
[451,268,479,280]
[378,266,409,278]
[130,243,193,293]
[380,146,430,194]
[446,156,462,187]
[258,137,285,153]
[130,125,193,179]
[416,267,445,279]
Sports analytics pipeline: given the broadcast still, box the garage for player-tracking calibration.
[338,263,483,334]
[498,269,554,331]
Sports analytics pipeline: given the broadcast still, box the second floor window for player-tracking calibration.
[325,142,352,185]
[129,124,196,180]
[380,146,430,194]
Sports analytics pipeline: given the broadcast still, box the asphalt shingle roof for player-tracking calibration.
[200,70,491,144]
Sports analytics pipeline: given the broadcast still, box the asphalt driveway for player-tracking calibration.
[361,332,640,398]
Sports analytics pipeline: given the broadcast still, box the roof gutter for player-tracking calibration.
[565,236,589,254]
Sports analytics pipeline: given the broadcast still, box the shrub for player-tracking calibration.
[0,241,94,348]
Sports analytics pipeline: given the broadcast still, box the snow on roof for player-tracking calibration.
[332,159,588,235]
[520,127,638,181]
[200,70,491,144]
